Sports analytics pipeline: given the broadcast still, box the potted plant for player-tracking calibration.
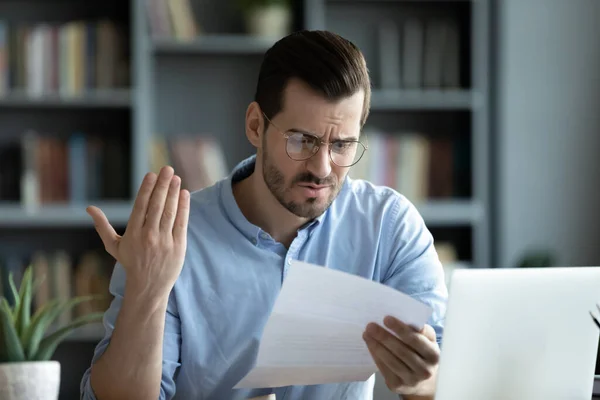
[0,266,105,400]
[517,250,555,268]
[236,0,292,38]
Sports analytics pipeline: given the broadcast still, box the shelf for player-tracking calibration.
[0,89,132,109]
[0,202,132,228]
[371,89,478,111]
[417,200,484,226]
[151,34,279,55]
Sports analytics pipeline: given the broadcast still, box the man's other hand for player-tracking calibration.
[363,316,439,399]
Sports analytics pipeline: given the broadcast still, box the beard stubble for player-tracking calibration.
[261,141,341,219]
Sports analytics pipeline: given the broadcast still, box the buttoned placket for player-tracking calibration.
[283,229,309,280]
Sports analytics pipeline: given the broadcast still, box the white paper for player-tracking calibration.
[234,260,433,389]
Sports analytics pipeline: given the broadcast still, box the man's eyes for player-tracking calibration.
[294,134,355,148]
[332,141,353,149]
[299,134,316,144]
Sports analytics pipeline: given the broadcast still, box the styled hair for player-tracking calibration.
[254,30,371,129]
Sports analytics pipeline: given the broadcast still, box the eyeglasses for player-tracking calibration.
[262,112,367,168]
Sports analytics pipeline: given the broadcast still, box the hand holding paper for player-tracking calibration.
[234,260,433,389]
[363,316,440,398]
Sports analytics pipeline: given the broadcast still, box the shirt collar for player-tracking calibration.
[219,155,328,242]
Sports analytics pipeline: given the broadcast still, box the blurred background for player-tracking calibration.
[0,0,599,398]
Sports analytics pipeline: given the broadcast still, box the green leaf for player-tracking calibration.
[14,267,33,339]
[0,298,25,362]
[33,312,104,361]
[24,294,105,359]
[19,272,47,345]
[0,307,8,362]
[23,298,62,360]
[7,271,20,318]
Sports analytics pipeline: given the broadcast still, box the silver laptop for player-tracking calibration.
[435,267,600,400]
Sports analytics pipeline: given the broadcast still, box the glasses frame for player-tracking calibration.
[261,112,368,168]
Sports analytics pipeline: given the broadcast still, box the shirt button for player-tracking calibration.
[287,259,292,265]
[260,232,269,240]
[251,238,257,245]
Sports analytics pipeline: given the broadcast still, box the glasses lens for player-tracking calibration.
[286,133,318,160]
[330,142,365,167]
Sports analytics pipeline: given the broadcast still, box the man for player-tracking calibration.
[80,30,447,400]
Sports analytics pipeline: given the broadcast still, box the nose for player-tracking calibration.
[306,143,332,179]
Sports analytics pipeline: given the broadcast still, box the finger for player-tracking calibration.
[363,332,407,390]
[173,189,190,242]
[420,323,438,343]
[365,323,430,379]
[384,317,440,364]
[159,175,181,232]
[145,166,175,230]
[87,206,120,258]
[129,172,158,229]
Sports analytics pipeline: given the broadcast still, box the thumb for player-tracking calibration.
[87,206,119,258]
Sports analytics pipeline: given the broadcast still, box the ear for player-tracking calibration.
[245,101,264,149]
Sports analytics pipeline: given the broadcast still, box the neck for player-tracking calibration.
[233,169,309,248]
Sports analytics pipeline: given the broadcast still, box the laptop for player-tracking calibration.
[434,267,600,400]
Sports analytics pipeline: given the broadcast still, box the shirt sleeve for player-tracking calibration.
[79,261,182,400]
[381,196,449,346]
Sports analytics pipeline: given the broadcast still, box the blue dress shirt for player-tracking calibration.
[80,155,448,400]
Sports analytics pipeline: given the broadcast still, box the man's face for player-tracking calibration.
[260,78,364,220]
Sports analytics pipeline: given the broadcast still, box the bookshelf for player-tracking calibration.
[0,1,135,398]
[305,0,491,270]
[0,0,492,398]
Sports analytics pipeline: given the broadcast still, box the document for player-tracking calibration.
[234,260,433,389]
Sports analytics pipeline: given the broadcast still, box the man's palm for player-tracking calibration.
[87,166,190,296]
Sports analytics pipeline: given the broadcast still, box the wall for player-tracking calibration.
[496,0,600,268]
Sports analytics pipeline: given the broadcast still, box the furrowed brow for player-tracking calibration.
[287,128,319,137]
[288,128,358,142]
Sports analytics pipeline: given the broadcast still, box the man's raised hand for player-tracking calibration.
[87,166,190,298]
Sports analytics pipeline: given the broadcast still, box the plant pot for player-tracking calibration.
[245,5,291,38]
[0,361,61,400]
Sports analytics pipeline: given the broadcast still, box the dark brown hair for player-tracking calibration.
[254,30,371,129]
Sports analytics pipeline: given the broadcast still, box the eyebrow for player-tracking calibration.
[287,128,359,142]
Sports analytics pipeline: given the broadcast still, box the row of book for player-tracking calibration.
[349,130,470,204]
[145,0,199,40]
[0,20,129,97]
[0,128,469,206]
[378,17,461,90]
[0,132,229,206]
[0,131,129,204]
[0,249,113,327]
